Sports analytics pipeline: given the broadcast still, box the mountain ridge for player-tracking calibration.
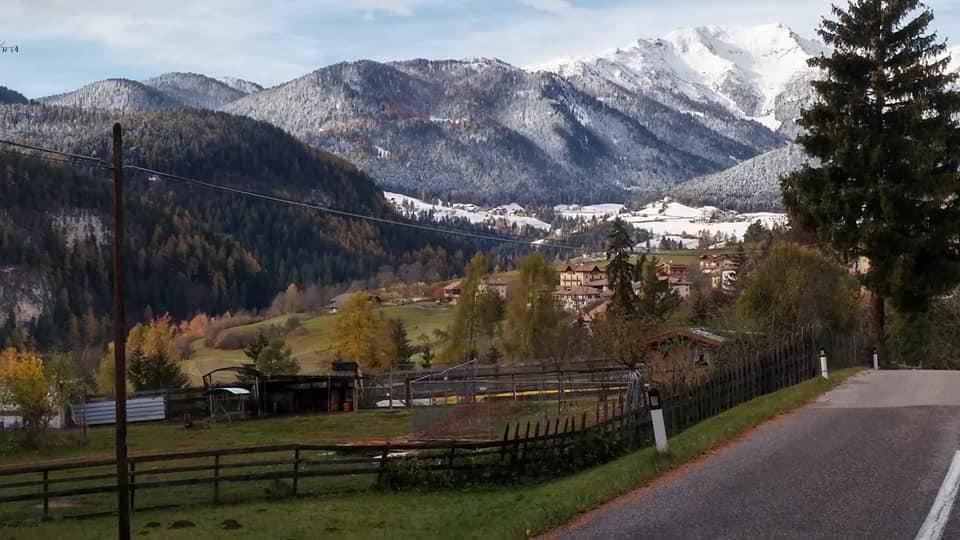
[28,23,840,204]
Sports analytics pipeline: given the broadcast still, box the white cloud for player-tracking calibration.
[518,0,575,15]
[5,0,960,98]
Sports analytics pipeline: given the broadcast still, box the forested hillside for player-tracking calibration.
[0,103,523,348]
[0,151,269,350]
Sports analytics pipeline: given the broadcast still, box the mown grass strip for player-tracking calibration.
[1,368,861,539]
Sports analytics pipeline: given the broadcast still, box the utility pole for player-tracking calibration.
[112,122,130,540]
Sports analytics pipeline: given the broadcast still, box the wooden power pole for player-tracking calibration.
[112,122,130,540]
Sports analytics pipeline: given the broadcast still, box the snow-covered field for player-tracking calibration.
[387,192,786,248]
[553,203,626,220]
[385,192,551,231]
[618,199,787,247]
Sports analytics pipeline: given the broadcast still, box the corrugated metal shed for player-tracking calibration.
[72,395,166,426]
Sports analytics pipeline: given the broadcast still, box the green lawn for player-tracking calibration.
[0,411,410,467]
[181,302,454,385]
[1,369,862,539]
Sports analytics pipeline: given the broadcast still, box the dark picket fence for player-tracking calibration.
[0,329,867,519]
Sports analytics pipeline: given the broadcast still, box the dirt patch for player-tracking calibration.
[539,404,812,539]
[168,520,196,529]
[222,519,243,530]
[145,522,162,528]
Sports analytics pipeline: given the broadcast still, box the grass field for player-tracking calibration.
[0,411,410,467]
[0,369,862,539]
[181,302,454,385]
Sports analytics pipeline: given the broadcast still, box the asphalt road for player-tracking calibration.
[557,370,960,540]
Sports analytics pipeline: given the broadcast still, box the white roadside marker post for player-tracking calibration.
[820,347,829,380]
[873,348,879,371]
[648,388,668,455]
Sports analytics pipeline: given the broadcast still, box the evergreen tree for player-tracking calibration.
[606,219,638,316]
[388,320,415,370]
[637,257,681,320]
[244,331,270,362]
[782,0,960,362]
[127,347,188,391]
[255,339,300,376]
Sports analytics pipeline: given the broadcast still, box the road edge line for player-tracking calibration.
[916,450,960,540]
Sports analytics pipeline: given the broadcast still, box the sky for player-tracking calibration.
[4,0,960,98]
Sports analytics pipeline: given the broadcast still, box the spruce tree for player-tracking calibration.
[606,218,638,316]
[782,0,960,362]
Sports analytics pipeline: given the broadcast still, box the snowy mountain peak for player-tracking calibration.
[538,23,826,133]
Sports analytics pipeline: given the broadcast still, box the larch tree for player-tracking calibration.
[439,252,488,363]
[501,253,564,361]
[782,0,960,362]
[332,291,391,372]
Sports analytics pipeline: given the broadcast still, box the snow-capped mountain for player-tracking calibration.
[33,23,836,204]
[224,56,789,203]
[40,73,260,112]
[540,23,825,136]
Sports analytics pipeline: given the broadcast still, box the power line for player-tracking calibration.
[0,138,111,168]
[125,164,579,251]
[0,146,89,166]
[0,136,579,251]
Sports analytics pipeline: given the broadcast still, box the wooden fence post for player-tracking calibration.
[129,461,136,513]
[447,447,456,470]
[500,423,510,462]
[213,453,220,504]
[377,446,390,486]
[292,446,301,496]
[42,470,48,519]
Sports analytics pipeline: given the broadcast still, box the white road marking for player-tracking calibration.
[916,451,960,540]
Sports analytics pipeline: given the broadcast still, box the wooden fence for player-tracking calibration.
[0,329,866,519]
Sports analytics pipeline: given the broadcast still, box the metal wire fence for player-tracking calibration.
[408,360,634,440]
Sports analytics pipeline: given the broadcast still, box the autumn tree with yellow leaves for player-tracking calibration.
[0,347,54,445]
[332,292,392,372]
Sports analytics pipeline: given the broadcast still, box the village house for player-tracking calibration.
[478,276,509,300]
[665,276,692,299]
[559,263,604,289]
[554,285,607,313]
[657,261,688,279]
[441,280,462,304]
[650,261,693,299]
[326,292,383,314]
[648,327,728,365]
[699,254,740,292]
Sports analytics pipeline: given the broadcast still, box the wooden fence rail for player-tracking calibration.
[0,330,867,519]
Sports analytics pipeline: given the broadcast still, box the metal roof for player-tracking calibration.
[207,387,251,396]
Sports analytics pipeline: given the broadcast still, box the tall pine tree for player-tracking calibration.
[782,0,960,362]
[606,218,638,316]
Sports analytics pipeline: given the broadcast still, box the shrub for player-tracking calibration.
[203,312,262,347]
